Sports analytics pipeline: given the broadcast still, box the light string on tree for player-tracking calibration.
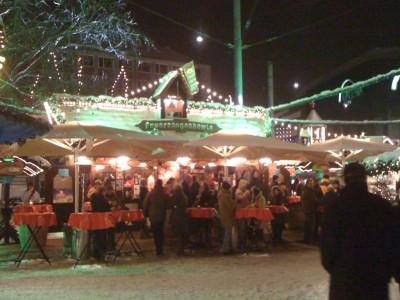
[49,52,62,81]
[30,74,40,100]
[77,56,83,95]
[0,29,5,69]
[49,51,66,93]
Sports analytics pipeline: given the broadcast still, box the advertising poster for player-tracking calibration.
[53,169,73,203]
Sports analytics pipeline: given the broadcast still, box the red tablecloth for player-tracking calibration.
[267,205,289,214]
[188,208,217,219]
[12,212,57,227]
[235,208,274,221]
[111,210,145,222]
[68,213,115,230]
[14,205,53,214]
[287,196,301,204]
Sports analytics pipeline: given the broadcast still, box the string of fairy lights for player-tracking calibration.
[30,74,40,100]
[77,56,83,95]
[49,52,62,82]
[111,65,129,97]
[0,29,5,69]
[42,52,234,106]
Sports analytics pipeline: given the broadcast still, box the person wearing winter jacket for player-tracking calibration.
[218,181,235,254]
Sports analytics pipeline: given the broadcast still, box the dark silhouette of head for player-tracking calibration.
[344,163,366,184]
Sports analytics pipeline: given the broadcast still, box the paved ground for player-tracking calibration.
[0,230,399,300]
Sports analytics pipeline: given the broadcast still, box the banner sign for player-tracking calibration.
[182,61,199,96]
[136,118,221,133]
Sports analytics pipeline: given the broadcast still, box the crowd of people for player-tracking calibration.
[85,164,400,299]
[20,161,400,299]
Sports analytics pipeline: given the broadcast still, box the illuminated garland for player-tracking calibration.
[272,118,400,125]
[46,93,269,120]
[269,67,400,113]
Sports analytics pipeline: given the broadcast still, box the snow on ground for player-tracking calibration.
[0,231,399,300]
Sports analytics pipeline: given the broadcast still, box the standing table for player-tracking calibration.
[68,212,115,267]
[187,208,218,252]
[11,212,57,267]
[68,210,145,266]
[111,210,145,259]
[235,208,274,253]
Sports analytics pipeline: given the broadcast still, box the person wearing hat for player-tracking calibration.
[319,162,397,300]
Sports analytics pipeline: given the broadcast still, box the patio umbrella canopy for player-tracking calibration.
[308,136,397,166]
[14,137,74,156]
[183,131,324,161]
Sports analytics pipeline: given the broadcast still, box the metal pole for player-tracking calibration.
[233,0,243,106]
[268,61,275,137]
[267,61,274,108]
[74,148,80,213]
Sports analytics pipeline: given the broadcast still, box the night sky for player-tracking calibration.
[128,1,400,108]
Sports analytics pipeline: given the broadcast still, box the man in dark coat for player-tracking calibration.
[90,186,113,257]
[319,162,396,300]
[143,179,169,256]
[301,179,318,244]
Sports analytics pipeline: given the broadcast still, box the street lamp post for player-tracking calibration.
[233,0,243,106]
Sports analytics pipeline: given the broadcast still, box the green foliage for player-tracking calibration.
[0,0,151,106]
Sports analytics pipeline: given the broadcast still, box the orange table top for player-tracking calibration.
[235,208,274,221]
[267,205,289,214]
[12,212,57,227]
[287,196,301,204]
[111,210,145,223]
[14,205,53,214]
[188,207,217,219]
[68,210,145,230]
[68,212,114,230]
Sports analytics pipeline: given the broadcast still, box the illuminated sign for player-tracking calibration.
[136,118,221,133]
